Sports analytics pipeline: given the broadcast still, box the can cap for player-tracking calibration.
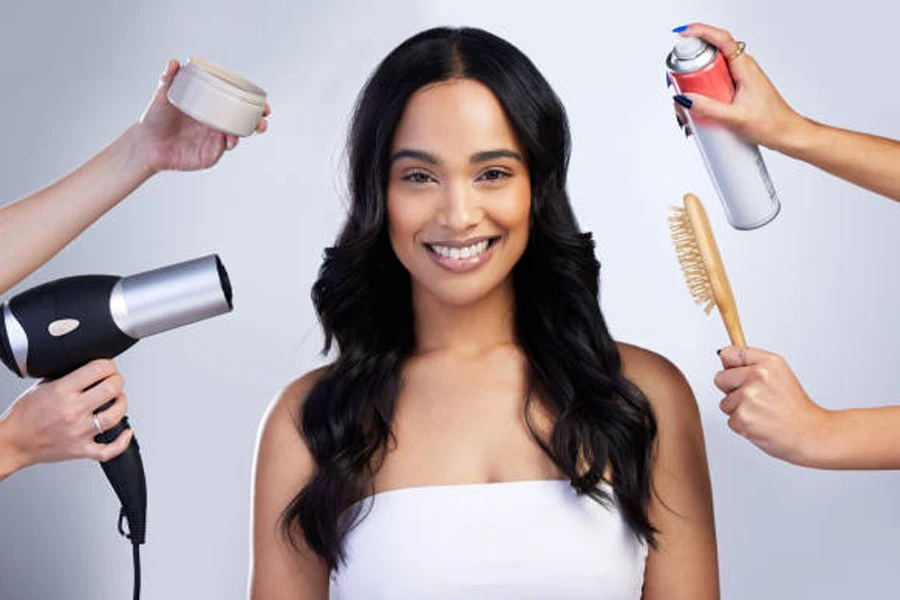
[673,36,707,59]
[666,36,717,73]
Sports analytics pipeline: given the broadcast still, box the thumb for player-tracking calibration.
[157,59,180,92]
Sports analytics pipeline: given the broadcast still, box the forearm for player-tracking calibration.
[0,123,155,296]
[810,406,900,470]
[779,118,900,203]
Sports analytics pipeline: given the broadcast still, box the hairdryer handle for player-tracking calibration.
[95,417,147,545]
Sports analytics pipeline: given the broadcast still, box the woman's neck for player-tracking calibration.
[411,277,517,356]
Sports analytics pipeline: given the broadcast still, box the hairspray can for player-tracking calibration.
[666,37,780,230]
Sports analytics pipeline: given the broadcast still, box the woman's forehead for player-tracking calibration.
[391,79,521,158]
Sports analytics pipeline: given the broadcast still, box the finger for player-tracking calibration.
[226,135,238,150]
[713,365,754,393]
[61,359,118,393]
[93,394,128,433]
[674,104,688,124]
[719,391,743,416]
[718,346,743,369]
[726,414,746,437]
[88,428,134,462]
[679,23,740,59]
[677,92,743,127]
[719,346,771,369]
[263,102,271,117]
[255,118,268,134]
[79,373,125,412]
[725,53,765,90]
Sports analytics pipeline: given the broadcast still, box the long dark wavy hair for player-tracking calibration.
[282,26,658,571]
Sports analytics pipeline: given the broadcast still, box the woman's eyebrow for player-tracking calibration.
[470,149,522,164]
[390,148,523,165]
[391,149,440,164]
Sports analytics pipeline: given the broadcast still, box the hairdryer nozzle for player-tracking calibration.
[110,254,233,339]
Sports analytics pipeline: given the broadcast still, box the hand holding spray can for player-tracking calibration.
[667,37,780,230]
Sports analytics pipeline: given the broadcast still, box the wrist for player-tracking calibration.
[797,407,844,469]
[119,122,163,180]
[771,114,821,159]
[0,417,30,481]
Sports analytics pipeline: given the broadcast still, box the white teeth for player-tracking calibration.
[430,240,491,260]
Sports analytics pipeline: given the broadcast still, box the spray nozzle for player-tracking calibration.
[673,36,708,60]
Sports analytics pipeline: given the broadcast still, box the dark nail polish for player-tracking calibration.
[672,25,690,33]
[716,348,722,356]
[666,72,672,88]
[673,94,693,109]
[676,114,684,128]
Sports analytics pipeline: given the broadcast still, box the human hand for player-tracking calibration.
[136,60,271,174]
[714,346,833,466]
[0,359,133,472]
[670,23,807,153]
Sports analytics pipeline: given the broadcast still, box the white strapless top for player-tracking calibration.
[330,479,648,599]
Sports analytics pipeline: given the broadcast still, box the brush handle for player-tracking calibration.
[683,194,747,347]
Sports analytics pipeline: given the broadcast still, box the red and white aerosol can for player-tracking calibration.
[667,37,780,230]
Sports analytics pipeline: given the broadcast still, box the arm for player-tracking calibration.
[0,360,133,482]
[715,346,900,469]
[618,343,719,599]
[674,23,900,203]
[0,59,270,296]
[249,371,330,600]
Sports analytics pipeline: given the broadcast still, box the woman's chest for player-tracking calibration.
[373,365,559,490]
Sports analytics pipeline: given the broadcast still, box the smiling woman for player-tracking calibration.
[250,27,719,600]
[388,79,531,304]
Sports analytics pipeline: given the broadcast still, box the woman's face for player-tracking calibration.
[387,78,531,307]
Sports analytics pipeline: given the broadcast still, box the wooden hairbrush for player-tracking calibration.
[668,193,747,347]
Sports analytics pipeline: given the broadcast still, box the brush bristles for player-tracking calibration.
[668,206,716,314]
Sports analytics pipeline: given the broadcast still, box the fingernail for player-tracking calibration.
[676,114,684,128]
[716,348,722,356]
[673,94,693,109]
[672,25,690,33]
[666,71,672,88]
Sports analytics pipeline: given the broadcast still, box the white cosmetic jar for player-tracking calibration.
[167,58,267,137]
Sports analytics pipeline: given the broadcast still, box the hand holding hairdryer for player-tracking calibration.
[0,254,233,547]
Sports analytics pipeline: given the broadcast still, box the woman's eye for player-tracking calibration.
[478,168,511,182]
[402,170,434,184]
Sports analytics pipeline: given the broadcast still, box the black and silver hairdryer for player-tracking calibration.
[0,254,232,550]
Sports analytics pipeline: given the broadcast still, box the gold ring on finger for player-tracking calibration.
[729,41,746,61]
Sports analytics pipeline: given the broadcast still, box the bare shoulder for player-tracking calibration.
[616,347,719,597]
[251,366,332,599]
[258,366,331,463]
[616,342,696,418]
[255,365,332,495]
[270,366,330,422]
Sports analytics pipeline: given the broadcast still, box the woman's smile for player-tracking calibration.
[423,235,502,273]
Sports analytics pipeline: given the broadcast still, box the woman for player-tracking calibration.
[0,60,269,482]
[252,27,718,598]
[673,22,900,470]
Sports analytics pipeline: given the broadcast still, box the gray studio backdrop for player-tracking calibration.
[1,1,898,598]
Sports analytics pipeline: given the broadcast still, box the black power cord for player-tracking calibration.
[132,542,141,600]
[118,506,143,600]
